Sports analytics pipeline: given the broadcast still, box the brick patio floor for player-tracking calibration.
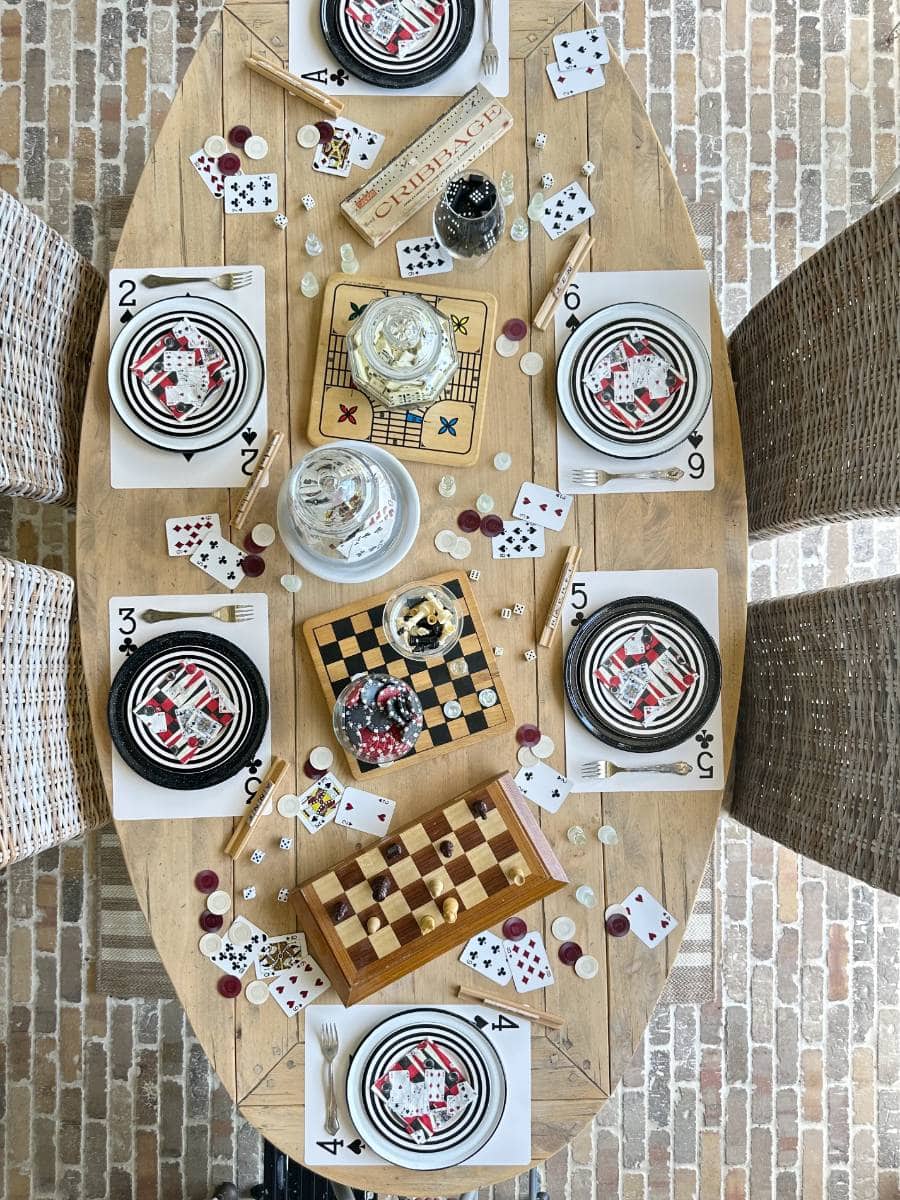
[0,0,898,1196]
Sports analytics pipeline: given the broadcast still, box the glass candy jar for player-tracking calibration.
[346,294,459,411]
[333,672,424,765]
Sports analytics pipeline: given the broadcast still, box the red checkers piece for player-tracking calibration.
[303,760,328,781]
[502,916,527,941]
[241,554,265,578]
[194,869,219,894]
[217,974,242,998]
[315,120,335,144]
[480,513,504,537]
[227,124,252,147]
[605,911,631,937]
[558,940,583,966]
[515,723,541,747]
[217,152,242,176]
[457,509,481,533]
[502,318,528,341]
[199,910,224,932]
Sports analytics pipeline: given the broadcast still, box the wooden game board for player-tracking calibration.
[306,275,497,468]
[302,571,514,781]
[290,773,568,1005]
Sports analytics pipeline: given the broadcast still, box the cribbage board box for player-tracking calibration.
[290,773,567,1005]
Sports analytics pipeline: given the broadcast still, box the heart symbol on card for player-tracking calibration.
[635,894,644,902]
[648,932,657,941]
[378,814,386,821]
[661,919,670,928]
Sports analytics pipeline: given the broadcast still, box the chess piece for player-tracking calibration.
[371,875,391,902]
[428,877,444,898]
[471,798,489,820]
[507,867,526,886]
[438,839,454,858]
[332,899,350,922]
[366,915,382,935]
[419,915,436,934]
[384,842,403,861]
[442,897,459,923]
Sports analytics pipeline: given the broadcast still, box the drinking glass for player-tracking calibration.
[433,171,505,268]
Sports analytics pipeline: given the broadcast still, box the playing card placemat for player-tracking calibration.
[304,1004,530,1167]
[307,276,496,467]
[108,593,271,818]
[561,570,724,791]
[108,266,268,489]
[555,270,714,494]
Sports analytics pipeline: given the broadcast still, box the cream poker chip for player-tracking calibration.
[245,979,270,1005]
[517,745,538,768]
[277,793,301,818]
[203,134,228,158]
[308,745,334,771]
[532,734,555,759]
[297,124,320,148]
[495,334,519,358]
[551,915,576,941]
[520,351,544,376]
[206,890,232,915]
[434,529,457,553]
[199,932,224,957]
[243,134,269,160]
[449,536,471,560]
[228,918,253,946]
[575,953,599,980]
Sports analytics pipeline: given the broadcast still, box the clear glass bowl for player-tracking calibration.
[346,294,459,410]
[382,581,462,661]
[332,672,424,766]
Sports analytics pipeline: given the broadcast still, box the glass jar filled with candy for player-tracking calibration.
[333,673,424,766]
[346,294,459,411]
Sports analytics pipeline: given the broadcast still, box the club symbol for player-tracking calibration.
[570,611,585,627]
[695,729,714,749]
[118,637,136,655]
[330,68,348,86]
[338,403,358,424]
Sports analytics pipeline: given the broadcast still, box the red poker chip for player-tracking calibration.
[480,514,504,537]
[217,152,242,176]
[315,120,335,144]
[199,910,224,932]
[605,912,631,937]
[227,124,252,147]
[502,916,527,941]
[457,509,481,533]
[217,974,242,998]
[503,318,528,341]
[194,869,219,894]
[515,723,541,747]
[558,940,583,966]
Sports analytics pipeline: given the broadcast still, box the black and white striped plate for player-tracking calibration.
[107,632,268,790]
[346,1009,505,1169]
[556,302,712,459]
[321,0,475,89]
[564,597,721,753]
[107,295,264,453]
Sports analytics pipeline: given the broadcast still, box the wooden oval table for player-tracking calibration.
[78,1,747,1192]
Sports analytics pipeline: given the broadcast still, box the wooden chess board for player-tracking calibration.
[306,276,497,467]
[302,571,514,781]
[290,774,567,1005]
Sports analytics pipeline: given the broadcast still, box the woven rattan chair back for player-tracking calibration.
[0,556,108,868]
[0,189,105,506]
[731,576,900,895]
[729,194,900,538]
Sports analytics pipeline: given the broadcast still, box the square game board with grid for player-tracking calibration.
[306,276,497,467]
[302,572,514,780]
[290,773,568,1005]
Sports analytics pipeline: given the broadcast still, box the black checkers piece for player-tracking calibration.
[371,875,391,902]
[332,899,351,923]
[438,839,455,858]
[471,798,489,819]
[384,842,404,862]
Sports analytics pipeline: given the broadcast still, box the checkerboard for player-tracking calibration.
[302,572,514,780]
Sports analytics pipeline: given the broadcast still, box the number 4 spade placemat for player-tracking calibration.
[307,275,497,468]
[302,572,513,780]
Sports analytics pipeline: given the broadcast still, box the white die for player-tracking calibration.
[523,648,537,662]
[581,161,596,177]
[468,569,481,582]
[513,603,526,616]
[301,193,316,211]
[277,888,290,903]
[492,645,504,657]
[243,886,257,900]
[279,837,293,850]
[540,173,554,191]
[250,849,266,865]
[500,607,512,620]
[534,132,547,149]
[273,212,288,229]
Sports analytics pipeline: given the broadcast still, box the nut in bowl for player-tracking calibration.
[382,581,462,662]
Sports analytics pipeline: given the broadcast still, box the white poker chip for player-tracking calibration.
[277,793,301,818]
[575,953,600,980]
[309,745,334,771]
[228,918,253,946]
[449,536,471,560]
[204,134,228,158]
[243,134,269,160]
[297,124,320,148]
[475,493,494,514]
[199,932,224,957]
[520,351,544,377]
[435,529,457,553]
[443,699,463,719]
[493,451,512,471]
[517,745,538,768]
[206,890,232,915]
[551,916,576,941]
[532,734,555,759]
[495,334,519,358]
[245,979,270,1005]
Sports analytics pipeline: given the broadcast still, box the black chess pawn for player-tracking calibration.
[438,839,454,858]
[332,899,350,923]
[471,798,489,819]
[371,875,391,902]
[384,842,404,862]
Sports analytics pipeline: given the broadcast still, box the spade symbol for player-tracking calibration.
[182,452,195,462]
[242,428,258,445]
[347,1139,364,1156]
[120,311,134,324]
[687,429,703,448]
[472,1015,489,1029]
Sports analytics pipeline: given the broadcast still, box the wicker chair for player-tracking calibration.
[0,189,105,506]
[0,556,109,868]
[729,194,900,538]
[731,576,900,895]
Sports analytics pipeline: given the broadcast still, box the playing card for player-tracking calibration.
[189,149,231,198]
[513,761,574,814]
[224,172,278,213]
[540,181,596,240]
[334,786,396,835]
[313,127,354,177]
[545,59,606,100]
[621,886,679,947]
[395,236,454,279]
[491,521,546,560]
[459,930,512,985]
[165,513,221,557]
[208,917,270,978]
[189,534,246,590]
[512,482,573,532]
[267,955,330,1014]
[253,932,309,979]
[504,930,555,994]
[553,26,611,70]
[297,772,344,833]
[344,119,385,168]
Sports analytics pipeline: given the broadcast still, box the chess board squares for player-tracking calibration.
[445,853,477,888]
[456,874,490,907]
[314,873,345,904]
[422,811,453,842]
[335,860,366,891]
[399,824,431,855]
[411,842,444,878]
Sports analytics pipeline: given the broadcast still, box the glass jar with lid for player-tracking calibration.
[346,294,459,410]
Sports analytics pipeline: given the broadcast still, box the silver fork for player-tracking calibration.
[572,466,685,487]
[140,271,254,291]
[582,759,693,780]
[480,0,499,76]
[320,1022,340,1136]
[141,605,255,624]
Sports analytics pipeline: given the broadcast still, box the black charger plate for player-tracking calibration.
[107,631,268,790]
